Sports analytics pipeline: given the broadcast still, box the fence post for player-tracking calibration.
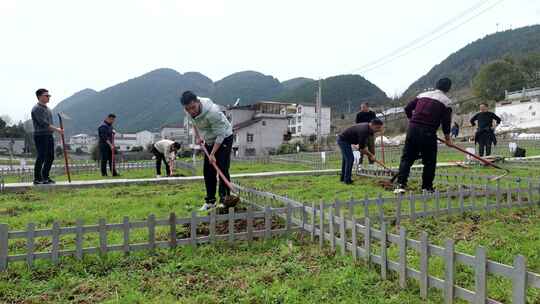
[363,195,369,222]
[169,213,177,249]
[512,255,527,304]
[190,211,197,249]
[311,202,316,242]
[419,232,429,299]
[286,203,292,238]
[99,218,107,255]
[148,214,156,251]
[329,206,335,251]
[123,216,130,255]
[0,224,8,271]
[496,179,501,209]
[435,190,441,215]
[470,186,476,211]
[381,222,387,280]
[25,222,36,268]
[377,194,384,223]
[51,221,60,265]
[247,205,254,243]
[447,189,452,214]
[474,246,486,304]
[527,179,533,206]
[410,193,416,223]
[228,208,235,244]
[396,194,402,227]
[365,218,371,266]
[265,206,271,241]
[351,217,357,261]
[209,209,216,244]
[319,201,324,250]
[75,219,83,259]
[458,186,464,214]
[398,226,407,288]
[444,239,455,304]
[339,211,346,255]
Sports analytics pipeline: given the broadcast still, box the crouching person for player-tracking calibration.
[181,91,233,211]
[337,119,384,184]
[152,139,182,177]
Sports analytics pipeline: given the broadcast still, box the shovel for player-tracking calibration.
[57,113,72,183]
[437,137,509,181]
[193,126,240,209]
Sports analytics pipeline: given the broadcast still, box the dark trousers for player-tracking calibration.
[33,135,54,181]
[151,146,171,176]
[477,134,492,157]
[397,126,438,190]
[99,143,117,176]
[203,135,233,203]
[359,134,375,164]
[338,138,354,183]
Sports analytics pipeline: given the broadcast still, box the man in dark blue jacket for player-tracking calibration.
[395,78,453,194]
[98,114,119,177]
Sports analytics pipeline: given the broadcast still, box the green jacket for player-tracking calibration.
[189,98,232,145]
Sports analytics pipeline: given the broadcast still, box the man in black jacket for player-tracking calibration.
[355,103,377,165]
[470,103,501,156]
[395,78,453,194]
[98,114,119,177]
[337,119,384,184]
[31,88,64,185]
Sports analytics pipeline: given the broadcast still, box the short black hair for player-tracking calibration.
[107,113,116,119]
[172,142,182,150]
[436,78,452,93]
[370,118,384,126]
[35,88,48,98]
[480,103,489,107]
[181,91,198,106]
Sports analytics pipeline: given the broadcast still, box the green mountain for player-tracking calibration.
[404,24,540,97]
[277,75,389,111]
[52,70,388,135]
[281,77,314,91]
[211,71,283,105]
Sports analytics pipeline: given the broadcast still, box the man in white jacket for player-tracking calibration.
[181,91,234,211]
[151,139,181,177]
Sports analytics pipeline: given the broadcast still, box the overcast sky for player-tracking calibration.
[1,0,539,122]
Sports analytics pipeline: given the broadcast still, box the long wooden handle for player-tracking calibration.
[436,137,504,170]
[193,126,234,191]
[57,114,71,183]
[111,132,116,171]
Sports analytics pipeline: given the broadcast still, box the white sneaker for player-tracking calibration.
[199,203,215,211]
[217,203,225,209]
[156,175,161,179]
[393,185,406,194]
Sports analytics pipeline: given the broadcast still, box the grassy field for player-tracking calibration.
[1,163,540,302]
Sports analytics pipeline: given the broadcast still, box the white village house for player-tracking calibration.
[228,101,290,157]
[160,124,187,142]
[496,87,540,132]
[112,130,155,152]
[287,103,331,137]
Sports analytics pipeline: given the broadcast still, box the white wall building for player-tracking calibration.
[496,87,540,132]
[114,131,155,151]
[288,104,331,137]
[160,124,187,141]
[69,134,97,153]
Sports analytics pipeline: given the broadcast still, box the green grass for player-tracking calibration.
[0,238,445,304]
[1,163,540,303]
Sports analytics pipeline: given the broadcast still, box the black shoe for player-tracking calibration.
[112,173,121,177]
[33,180,44,185]
[344,180,354,185]
[422,188,435,195]
[43,179,56,184]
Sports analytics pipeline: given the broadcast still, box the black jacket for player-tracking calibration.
[355,111,376,124]
[98,121,114,145]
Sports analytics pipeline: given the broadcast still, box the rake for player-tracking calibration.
[57,113,71,183]
[437,137,509,181]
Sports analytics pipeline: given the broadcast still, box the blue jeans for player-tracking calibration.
[338,138,354,183]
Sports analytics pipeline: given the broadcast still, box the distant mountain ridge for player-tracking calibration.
[52,70,389,135]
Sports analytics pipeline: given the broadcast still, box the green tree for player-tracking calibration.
[472,60,526,102]
[519,53,540,87]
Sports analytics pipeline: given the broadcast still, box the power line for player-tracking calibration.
[348,0,504,74]
[357,0,505,75]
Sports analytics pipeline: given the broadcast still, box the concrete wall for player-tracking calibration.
[234,118,288,157]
